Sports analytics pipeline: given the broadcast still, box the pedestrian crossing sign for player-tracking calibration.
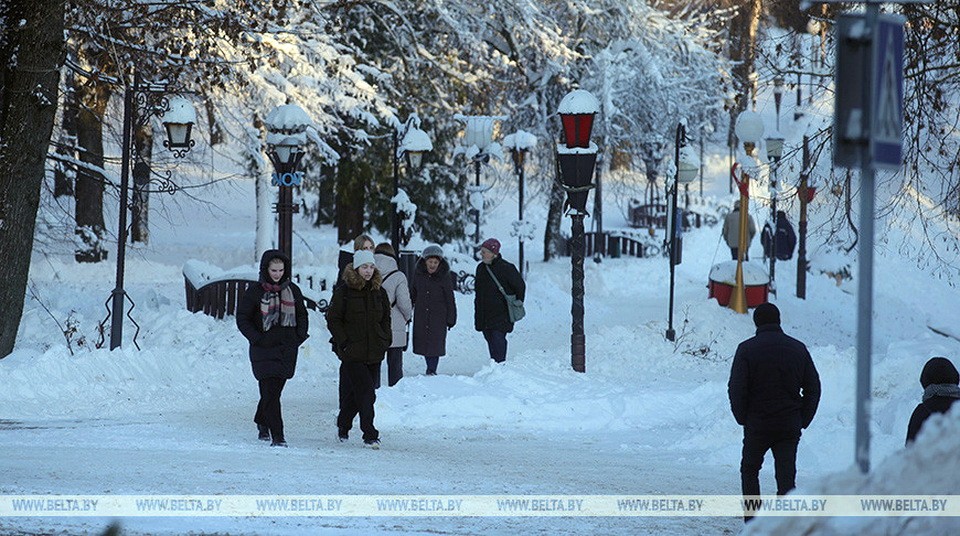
[870,15,905,169]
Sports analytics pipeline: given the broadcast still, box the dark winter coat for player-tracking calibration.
[761,211,797,261]
[236,250,309,381]
[411,257,457,357]
[326,263,392,364]
[375,252,413,349]
[906,357,960,445]
[474,255,525,333]
[728,324,821,432]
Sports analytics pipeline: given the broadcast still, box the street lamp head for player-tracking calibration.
[773,76,785,96]
[766,136,785,162]
[161,96,196,156]
[400,124,432,170]
[271,136,302,165]
[503,130,537,173]
[734,110,764,154]
[462,116,496,152]
[677,145,699,183]
[558,89,599,149]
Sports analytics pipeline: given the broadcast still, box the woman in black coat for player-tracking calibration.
[474,238,524,363]
[410,244,457,375]
[326,250,391,448]
[906,357,960,445]
[236,250,309,447]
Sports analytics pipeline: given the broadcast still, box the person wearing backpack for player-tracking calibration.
[374,243,413,387]
[474,238,525,363]
[410,244,457,375]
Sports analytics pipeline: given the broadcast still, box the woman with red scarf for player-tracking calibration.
[237,250,309,447]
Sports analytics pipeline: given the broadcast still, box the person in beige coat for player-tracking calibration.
[721,199,757,260]
[374,243,413,387]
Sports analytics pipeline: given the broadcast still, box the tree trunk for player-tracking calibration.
[0,0,66,358]
[726,0,764,140]
[131,125,152,243]
[74,78,110,263]
[54,57,77,198]
[543,174,565,262]
[335,153,368,245]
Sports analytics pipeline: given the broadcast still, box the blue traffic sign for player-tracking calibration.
[870,15,904,169]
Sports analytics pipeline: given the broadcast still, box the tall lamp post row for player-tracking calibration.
[108,72,197,350]
[556,89,600,373]
[665,121,699,341]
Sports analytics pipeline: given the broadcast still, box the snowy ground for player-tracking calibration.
[3,148,960,534]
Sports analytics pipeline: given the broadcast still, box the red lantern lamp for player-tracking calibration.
[558,90,599,149]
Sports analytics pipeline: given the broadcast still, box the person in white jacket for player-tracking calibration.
[374,243,413,387]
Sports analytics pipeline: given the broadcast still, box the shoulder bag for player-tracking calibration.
[484,265,525,323]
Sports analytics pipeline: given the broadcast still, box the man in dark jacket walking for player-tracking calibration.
[474,238,525,363]
[236,250,309,447]
[906,357,960,445]
[728,302,820,521]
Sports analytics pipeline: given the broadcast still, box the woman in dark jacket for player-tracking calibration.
[236,250,309,447]
[326,250,391,448]
[410,244,457,375]
[474,238,525,363]
[906,357,960,445]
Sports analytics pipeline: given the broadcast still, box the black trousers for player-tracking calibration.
[338,361,379,441]
[483,329,508,363]
[740,429,800,521]
[254,377,287,442]
[730,247,750,261]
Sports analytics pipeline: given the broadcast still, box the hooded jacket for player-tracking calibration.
[906,357,960,445]
[374,252,413,348]
[474,255,525,333]
[722,208,757,249]
[326,263,391,364]
[236,250,309,380]
[411,255,457,357]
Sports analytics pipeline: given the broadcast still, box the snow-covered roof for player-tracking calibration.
[502,130,538,151]
[265,103,314,134]
[161,96,196,125]
[557,89,599,115]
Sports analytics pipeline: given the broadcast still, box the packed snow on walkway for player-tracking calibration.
[3,164,960,535]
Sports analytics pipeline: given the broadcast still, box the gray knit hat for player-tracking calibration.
[421,244,444,260]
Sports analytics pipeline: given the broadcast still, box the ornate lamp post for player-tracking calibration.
[265,103,311,264]
[773,75,784,131]
[503,130,537,278]
[765,135,784,295]
[666,121,700,341]
[456,114,506,252]
[557,89,599,373]
[729,110,764,314]
[107,73,196,350]
[391,115,432,253]
[796,134,817,300]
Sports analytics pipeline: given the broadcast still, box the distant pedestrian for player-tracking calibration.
[236,250,309,448]
[411,244,457,375]
[374,243,413,387]
[728,302,820,522]
[326,250,391,449]
[722,200,757,261]
[474,238,525,363]
[906,357,960,446]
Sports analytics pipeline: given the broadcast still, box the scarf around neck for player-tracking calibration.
[260,281,296,331]
[923,383,960,402]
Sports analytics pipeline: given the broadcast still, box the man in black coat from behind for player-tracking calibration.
[728,302,820,522]
[906,356,960,445]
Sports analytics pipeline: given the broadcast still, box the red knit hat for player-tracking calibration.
[481,238,501,255]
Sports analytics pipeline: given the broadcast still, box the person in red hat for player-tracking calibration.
[473,238,525,363]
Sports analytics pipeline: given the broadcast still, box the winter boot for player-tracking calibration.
[363,438,381,449]
[337,427,349,442]
[270,439,288,448]
[257,424,270,441]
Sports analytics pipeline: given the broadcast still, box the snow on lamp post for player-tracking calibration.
[105,72,197,351]
[503,130,537,278]
[666,121,699,342]
[455,114,506,254]
[557,89,599,373]
[265,103,311,265]
[728,110,764,314]
[392,114,432,253]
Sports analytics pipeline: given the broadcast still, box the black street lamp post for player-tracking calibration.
[666,121,699,342]
[457,114,505,254]
[557,89,599,373]
[108,72,196,350]
[265,103,312,265]
[504,131,535,278]
[391,115,431,253]
[773,75,784,131]
[765,135,784,295]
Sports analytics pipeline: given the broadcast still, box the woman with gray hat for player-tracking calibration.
[410,244,457,375]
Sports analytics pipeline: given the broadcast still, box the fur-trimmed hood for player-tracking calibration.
[342,262,383,291]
